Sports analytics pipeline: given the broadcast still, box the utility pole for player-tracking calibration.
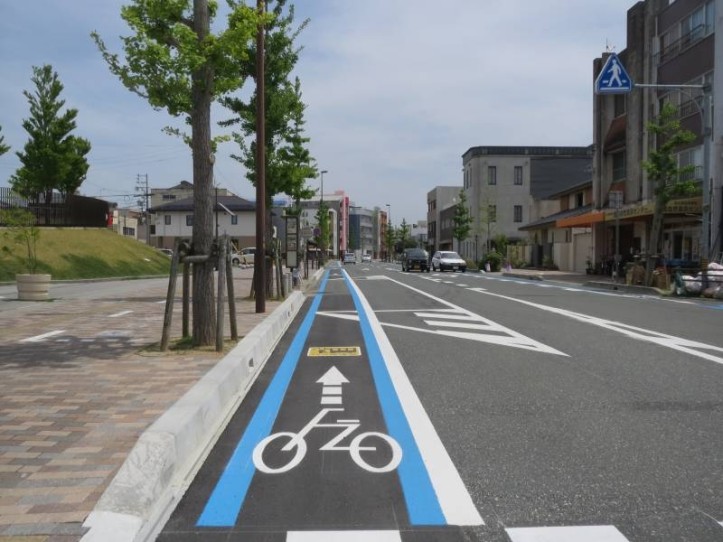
[135,173,149,244]
[255,0,266,313]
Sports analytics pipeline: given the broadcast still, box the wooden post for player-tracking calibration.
[161,239,182,351]
[182,260,190,338]
[216,239,226,352]
[225,237,238,340]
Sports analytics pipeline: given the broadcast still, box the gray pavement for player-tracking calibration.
[0,265,659,542]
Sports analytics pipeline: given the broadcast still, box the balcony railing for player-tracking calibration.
[657,24,707,65]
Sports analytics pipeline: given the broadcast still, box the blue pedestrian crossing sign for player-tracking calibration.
[594,53,633,94]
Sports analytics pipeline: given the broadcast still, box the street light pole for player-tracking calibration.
[385,203,391,262]
[319,170,328,263]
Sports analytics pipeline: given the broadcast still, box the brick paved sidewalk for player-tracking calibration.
[0,268,283,542]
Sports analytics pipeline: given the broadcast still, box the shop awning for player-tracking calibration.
[556,210,605,227]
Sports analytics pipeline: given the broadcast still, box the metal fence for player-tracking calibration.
[0,187,110,228]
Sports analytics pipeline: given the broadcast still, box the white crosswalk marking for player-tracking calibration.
[506,525,629,541]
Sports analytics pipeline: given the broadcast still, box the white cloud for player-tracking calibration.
[0,0,633,224]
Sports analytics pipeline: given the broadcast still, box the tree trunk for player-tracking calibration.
[645,193,666,286]
[191,0,216,346]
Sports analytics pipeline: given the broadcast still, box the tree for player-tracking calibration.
[384,224,396,262]
[92,0,259,346]
[475,187,496,257]
[0,125,9,156]
[452,190,473,254]
[222,0,315,205]
[10,65,91,203]
[314,202,330,261]
[642,102,697,285]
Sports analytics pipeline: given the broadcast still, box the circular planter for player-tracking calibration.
[16,273,52,301]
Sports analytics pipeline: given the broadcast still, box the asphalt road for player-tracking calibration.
[158,262,723,542]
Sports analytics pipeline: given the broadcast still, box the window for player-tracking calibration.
[162,194,177,201]
[186,215,193,226]
[231,215,238,225]
[614,94,626,117]
[488,166,497,185]
[575,192,584,207]
[488,205,497,222]
[612,152,626,181]
[164,215,171,225]
[513,205,523,223]
[514,166,523,185]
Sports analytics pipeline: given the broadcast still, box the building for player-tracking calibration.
[349,206,375,256]
[427,186,461,253]
[461,146,593,264]
[149,194,256,250]
[589,0,720,271]
[297,191,350,258]
[520,180,595,271]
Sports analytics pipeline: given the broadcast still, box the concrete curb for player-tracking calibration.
[583,280,665,296]
[80,290,307,542]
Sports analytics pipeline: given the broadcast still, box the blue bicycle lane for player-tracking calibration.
[158,267,483,541]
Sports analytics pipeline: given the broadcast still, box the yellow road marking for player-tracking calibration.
[308,346,361,357]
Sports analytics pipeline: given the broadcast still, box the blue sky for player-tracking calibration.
[0,0,633,226]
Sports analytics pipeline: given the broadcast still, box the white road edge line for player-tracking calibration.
[20,330,66,343]
[345,272,484,526]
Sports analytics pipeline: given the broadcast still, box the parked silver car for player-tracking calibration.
[431,251,467,272]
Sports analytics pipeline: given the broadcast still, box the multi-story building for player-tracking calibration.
[461,146,592,264]
[427,186,461,253]
[298,191,350,258]
[349,206,375,256]
[590,0,720,270]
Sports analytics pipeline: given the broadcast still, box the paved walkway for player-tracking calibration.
[0,265,658,542]
[0,267,295,542]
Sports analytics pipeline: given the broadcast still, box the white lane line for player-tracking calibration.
[109,310,133,318]
[506,525,629,541]
[344,272,484,526]
[20,330,65,343]
[424,320,502,331]
[288,531,401,541]
[415,312,477,321]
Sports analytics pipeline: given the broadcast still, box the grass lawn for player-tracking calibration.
[0,228,171,282]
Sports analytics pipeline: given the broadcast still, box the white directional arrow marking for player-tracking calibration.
[317,366,349,405]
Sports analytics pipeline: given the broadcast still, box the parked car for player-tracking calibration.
[401,248,429,272]
[232,247,256,266]
[343,252,356,264]
[431,250,467,272]
[158,248,173,258]
[362,254,372,263]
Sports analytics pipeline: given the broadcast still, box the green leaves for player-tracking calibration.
[11,65,91,202]
[92,0,259,118]
[643,102,698,202]
[0,208,41,274]
[0,125,9,156]
[452,190,473,246]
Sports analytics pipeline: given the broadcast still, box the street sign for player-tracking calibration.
[594,53,633,95]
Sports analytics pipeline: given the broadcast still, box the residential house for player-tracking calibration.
[149,194,256,251]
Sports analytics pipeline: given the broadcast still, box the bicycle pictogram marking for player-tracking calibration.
[253,407,402,474]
